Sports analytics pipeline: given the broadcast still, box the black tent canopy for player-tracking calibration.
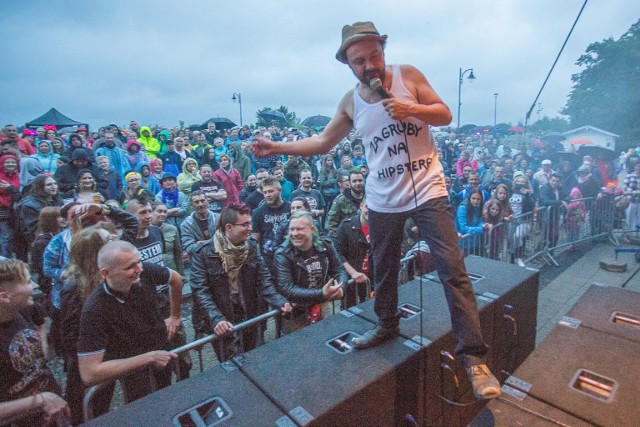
[25,108,87,129]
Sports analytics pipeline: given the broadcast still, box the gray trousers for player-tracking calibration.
[369,196,488,368]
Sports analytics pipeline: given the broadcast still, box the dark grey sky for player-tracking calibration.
[1,0,638,130]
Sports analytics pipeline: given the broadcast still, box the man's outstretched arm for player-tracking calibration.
[251,91,354,158]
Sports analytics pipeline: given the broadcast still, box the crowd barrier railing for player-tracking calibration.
[83,308,281,422]
[454,196,622,267]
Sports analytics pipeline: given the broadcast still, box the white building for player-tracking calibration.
[563,125,619,152]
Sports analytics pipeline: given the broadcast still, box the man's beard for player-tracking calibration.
[357,67,386,86]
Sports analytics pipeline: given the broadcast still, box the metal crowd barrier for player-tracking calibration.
[83,309,281,422]
[455,196,623,267]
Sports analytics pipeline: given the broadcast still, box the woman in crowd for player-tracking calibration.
[456,188,491,257]
[51,138,67,155]
[508,174,536,265]
[0,154,21,257]
[564,187,587,250]
[30,207,65,299]
[483,199,505,260]
[198,147,219,171]
[118,172,153,208]
[487,183,514,223]
[32,140,61,174]
[212,153,243,208]
[151,202,184,274]
[72,169,105,204]
[17,175,64,250]
[177,158,201,198]
[125,139,150,172]
[317,153,339,214]
[59,223,121,424]
[150,157,164,180]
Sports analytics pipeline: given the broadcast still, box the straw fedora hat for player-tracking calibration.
[335,21,387,64]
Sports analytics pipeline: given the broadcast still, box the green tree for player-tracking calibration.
[529,116,571,134]
[256,105,300,128]
[562,19,640,151]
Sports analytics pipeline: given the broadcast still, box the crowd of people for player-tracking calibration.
[0,118,628,425]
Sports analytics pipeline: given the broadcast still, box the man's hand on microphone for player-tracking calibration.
[382,98,416,121]
[248,137,276,158]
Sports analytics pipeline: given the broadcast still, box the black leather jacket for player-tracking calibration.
[190,237,287,333]
[334,214,373,280]
[274,238,348,307]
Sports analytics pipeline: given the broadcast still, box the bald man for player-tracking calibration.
[77,241,182,403]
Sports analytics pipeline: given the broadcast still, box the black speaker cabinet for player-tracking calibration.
[471,397,593,426]
[566,284,640,344]
[348,278,493,426]
[82,361,295,427]
[499,324,640,427]
[234,310,425,426]
[426,255,540,375]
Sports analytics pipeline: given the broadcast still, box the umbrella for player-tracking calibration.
[200,117,237,130]
[541,132,567,143]
[577,146,616,161]
[567,137,592,145]
[509,126,525,133]
[259,109,286,123]
[301,115,331,127]
[57,126,79,134]
[457,124,477,134]
[553,151,582,170]
[502,134,533,149]
[532,138,544,148]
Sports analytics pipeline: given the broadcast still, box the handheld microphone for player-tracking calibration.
[369,78,390,99]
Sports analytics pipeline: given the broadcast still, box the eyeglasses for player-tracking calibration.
[232,222,252,229]
[127,178,140,182]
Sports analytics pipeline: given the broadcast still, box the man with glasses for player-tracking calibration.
[190,203,291,362]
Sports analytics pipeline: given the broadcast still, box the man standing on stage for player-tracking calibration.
[251,21,500,399]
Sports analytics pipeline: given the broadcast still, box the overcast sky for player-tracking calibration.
[1,0,638,131]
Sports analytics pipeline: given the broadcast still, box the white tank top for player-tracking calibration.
[353,64,447,213]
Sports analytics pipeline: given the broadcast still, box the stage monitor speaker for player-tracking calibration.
[471,396,593,427]
[499,324,640,427]
[82,361,295,427]
[233,310,425,427]
[426,255,540,373]
[565,284,640,344]
[348,278,493,426]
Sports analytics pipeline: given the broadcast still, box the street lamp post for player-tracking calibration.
[232,93,243,126]
[457,67,476,130]
[493,93,498,127]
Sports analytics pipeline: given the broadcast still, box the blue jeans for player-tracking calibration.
[369,196,488,367]
[0,219,13,258]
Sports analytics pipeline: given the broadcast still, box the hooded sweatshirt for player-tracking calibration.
[31,140,60,173]
[138,162,160,195]
[229,141,252,181]
[0,154,20,210]
[157,130,171,156]
[177,158,201,196]
[125,139,150,172]
[137,126,161,158]
[19,157,43,189]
